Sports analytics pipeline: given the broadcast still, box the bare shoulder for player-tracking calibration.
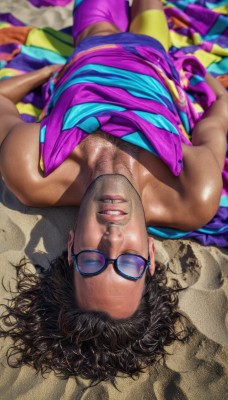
[0,123,83,206]
[141,144,223,231]
[177,144,223,228]
[0,122,41,204]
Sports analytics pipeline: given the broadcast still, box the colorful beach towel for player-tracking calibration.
[0,0,227,246]
[29,0,72,7]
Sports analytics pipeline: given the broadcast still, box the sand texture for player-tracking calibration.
[0,1,227,399]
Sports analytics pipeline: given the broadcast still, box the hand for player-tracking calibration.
[0,64,63,104]
[41,64,63,80]
[204,73,228,99]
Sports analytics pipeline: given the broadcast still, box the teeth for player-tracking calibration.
[104,210,122,215]
[103,199,122,204]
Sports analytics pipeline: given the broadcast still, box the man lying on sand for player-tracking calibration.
[0,0,227,383]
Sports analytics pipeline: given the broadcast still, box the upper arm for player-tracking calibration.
[0,122,44,205]
[0,94,22,147]
[0,122,83,207]
[191,92,228,170]
[179,144,223,229]
[191,117,227,171]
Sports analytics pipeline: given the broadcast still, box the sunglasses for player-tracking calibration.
[71,245,150,281]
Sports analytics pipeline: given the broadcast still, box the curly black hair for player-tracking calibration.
[0,251,188,384]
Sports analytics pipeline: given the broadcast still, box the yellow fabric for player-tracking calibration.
[16,102,41,118]
[211,43,228,57]
[0,68,22,78]
[26,28,73,57]
[213,5,228,13]
[193,49,221,68]
[129,10,171,51]
[169,30,192,48]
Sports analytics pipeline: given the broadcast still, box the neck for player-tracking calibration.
[80,132,142,196]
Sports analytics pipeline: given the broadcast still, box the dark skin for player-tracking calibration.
[0,0,227,318]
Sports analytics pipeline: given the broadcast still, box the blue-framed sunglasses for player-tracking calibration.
[71,245,150,281]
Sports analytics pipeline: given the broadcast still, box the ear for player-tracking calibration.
[148,236,155,276]
[67,230,75,265]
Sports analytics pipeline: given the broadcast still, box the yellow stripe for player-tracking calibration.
[192,102,204,113]
[0,23,11,28]
[211,43,228,57]
[170,31,192,48]
[192,49,221,68]
[40,156,44,172]
[0,69,23,78]
[192,32,202,46]
[26,28,73,57]
[16,102,41,118]
[178,124,190,140]
[213,5,228,14]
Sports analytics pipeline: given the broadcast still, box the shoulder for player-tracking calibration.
[142,144,222,231]
[0,122,41,205]
[178,144,223,229]
[1,122,84,207]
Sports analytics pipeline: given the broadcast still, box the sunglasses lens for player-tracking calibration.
[117,255,146,278]
[77,251,105,274]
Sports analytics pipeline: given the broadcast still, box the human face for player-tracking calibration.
[68,174,155,319]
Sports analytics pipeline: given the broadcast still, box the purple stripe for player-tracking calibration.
[165,5,218,36]
[170,40,213,56]
[22,91,45,110]
[56,80,186,136]
[187,207,228,247]
[29,0,72,7]
[185,4,219,35]
[0,43,21,54]
[7,54,53,72]
[209,27,228,47]
[0,13,25,26]
[63,47,177,89]
[222,161,228,195]
[21,114,38,123]
[41,80,184,175]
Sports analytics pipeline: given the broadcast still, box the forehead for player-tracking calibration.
[73,265,146,319]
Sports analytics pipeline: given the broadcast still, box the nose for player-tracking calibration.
[101,224,123,256]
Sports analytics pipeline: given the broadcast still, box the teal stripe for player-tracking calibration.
[178,110,190,132]
[40,125,46,143]
[49,63,173,110]
[122,131,158,155]
[74,0,83,8]
[196,225,228,234]
[207,57,228,75]
[205,0,228,10]
[21,45,67,64]
[186,92,195,102]
[134,110,179,135]
[63,102,125,130]
[220,196,228,207]
[165,0,188,11]
[78,117,100,133]
[147,226,190,239]
[0,61,6,68]
[204,15,228,38]
[147,222,228,238]
[189,75,204,86]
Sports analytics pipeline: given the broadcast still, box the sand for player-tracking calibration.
[0,1,227,399]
